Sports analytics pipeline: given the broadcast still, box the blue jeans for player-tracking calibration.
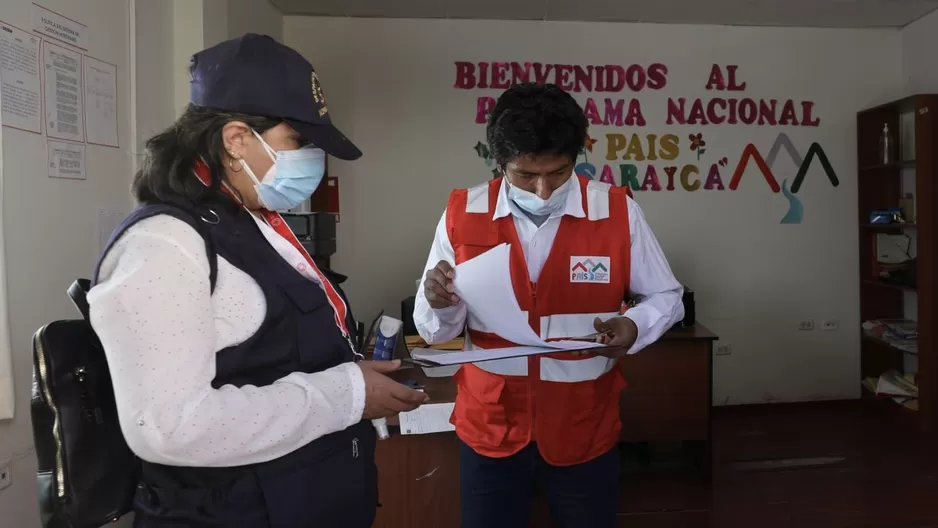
[459,441,620,528]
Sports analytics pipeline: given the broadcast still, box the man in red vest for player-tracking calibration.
[414,83,685,528]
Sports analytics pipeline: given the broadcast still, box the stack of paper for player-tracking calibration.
[863,370,919,408]
[862,319,918,354]
[412,244,605,366]
[875,370,918,398]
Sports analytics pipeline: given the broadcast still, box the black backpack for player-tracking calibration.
[31,205,218,528]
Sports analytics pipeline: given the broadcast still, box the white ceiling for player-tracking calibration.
[270,0,938,28]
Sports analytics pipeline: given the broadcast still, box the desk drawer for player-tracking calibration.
[618,340,711,442]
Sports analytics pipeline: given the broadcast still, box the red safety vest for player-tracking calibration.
[446,175,631,466]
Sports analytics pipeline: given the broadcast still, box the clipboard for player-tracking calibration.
[408,342,614,367]
[360,317,612,368]
[400,328,613,368]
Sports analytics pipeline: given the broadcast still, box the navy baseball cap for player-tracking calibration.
[190,33,361,160]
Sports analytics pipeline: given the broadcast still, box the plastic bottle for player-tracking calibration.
[370,315,403,440]
[879,123,893,165]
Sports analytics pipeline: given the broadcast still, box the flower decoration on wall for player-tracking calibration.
[689,133,706,161]
[473,141,489,159]
[584,134,597,152]
[582,134,598,163]
[473,141,500,178]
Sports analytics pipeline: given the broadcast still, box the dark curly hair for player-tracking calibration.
[486,83,588,169]
[132,104,281,209]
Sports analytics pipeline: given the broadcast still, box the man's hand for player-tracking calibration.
[359,360,429,419]
[591,317,638,358]
[423,260,460,309]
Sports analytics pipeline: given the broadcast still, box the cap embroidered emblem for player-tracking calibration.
[311,72,328,116]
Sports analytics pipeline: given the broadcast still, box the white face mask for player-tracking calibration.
[507,174,574,216]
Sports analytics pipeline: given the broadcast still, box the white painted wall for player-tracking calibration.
[227,0,282,42]
[901,10,938,93]
[134,0,176,159]
[172,0,206,112]
[167,0,282,126]
[0,1,134,526]
[203,0,231,48]
[285,16,903,406]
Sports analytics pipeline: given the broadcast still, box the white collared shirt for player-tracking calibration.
[414,178,685,354]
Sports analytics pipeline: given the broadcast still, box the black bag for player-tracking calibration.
[31,205,218,528]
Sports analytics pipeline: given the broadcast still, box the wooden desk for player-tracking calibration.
[374,325,717,528]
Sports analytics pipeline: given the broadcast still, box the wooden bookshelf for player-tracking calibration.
[857,94,938,430]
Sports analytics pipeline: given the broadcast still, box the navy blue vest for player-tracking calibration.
[95,204,377,528]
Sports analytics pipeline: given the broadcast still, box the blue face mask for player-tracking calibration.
[241,130,326,211]
[507,175,573,217]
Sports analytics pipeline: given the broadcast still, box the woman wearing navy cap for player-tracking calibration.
[88,34,426,527]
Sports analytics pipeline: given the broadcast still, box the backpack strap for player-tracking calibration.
[68,279,92,321]
[72,204,219,321]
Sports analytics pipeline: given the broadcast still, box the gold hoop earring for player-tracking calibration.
[228,157,243,173]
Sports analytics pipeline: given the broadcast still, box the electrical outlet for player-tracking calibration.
[822,320,840,331]
[715,343,732,356]
[798,320,815,331]
[0,461,11,492]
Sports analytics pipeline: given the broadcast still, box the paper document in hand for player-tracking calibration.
[452,244,610,350]
[452,243,544,346]
[399,403,456,435]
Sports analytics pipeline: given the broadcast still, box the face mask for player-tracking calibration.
[507,174,573,217]
[240,130,326,211]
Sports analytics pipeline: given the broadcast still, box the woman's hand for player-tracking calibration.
[359,360,429,419]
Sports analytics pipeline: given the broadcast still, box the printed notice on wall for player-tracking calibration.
[83,56,117,147]
[43,41,84,142]
[31,3,88,50]
[0,22,42,133]
[47,139,86,180]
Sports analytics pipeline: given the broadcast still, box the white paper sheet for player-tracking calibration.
[0,22,42,133]
[451,243,606,351]
[43,41,84,142]
[399,403,456,435]
[83,56,118,147]
[420,364,460,378]
[452,243,545,346]
[47,139,85,179]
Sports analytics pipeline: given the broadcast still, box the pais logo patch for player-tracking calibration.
[570,257,611,283]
